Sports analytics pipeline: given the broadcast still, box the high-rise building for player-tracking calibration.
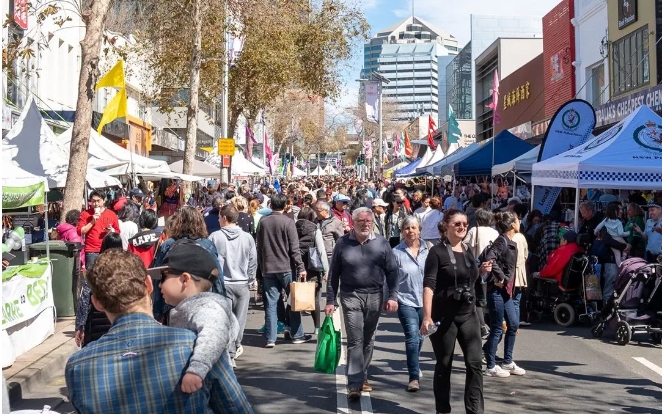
[446,15,544,122]
[361,17,459,125]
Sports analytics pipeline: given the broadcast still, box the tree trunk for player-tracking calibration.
[61,0,112,222]
[181,0,204,199]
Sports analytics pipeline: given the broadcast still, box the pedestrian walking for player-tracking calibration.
[325,207,399,401]
[314,200,344,261]
[208,204,257,365]
[392,216,429,392]
[77,190,120,270]
[421,209,488,414]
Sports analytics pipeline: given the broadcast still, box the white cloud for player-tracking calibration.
[393,0,561,45]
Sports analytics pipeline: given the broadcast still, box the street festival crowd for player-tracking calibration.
[9,175,662,414]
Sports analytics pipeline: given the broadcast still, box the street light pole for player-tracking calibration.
[378,81,383,179]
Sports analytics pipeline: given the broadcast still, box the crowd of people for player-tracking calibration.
[37,174,661,414]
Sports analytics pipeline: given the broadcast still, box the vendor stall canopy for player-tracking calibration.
[532,105,662,190]
[2,97,120,189]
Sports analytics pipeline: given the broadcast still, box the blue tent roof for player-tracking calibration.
[455,130,534,176]
[394,158,421,177]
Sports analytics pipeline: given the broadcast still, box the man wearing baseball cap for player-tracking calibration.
[65,247,253,414]
[634,200,662,262]
[332,194,354,233]
[371,198,388,237]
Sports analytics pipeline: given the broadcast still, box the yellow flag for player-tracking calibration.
[97,87,127,134]
[95,61,125,91]
[96,61,127,134]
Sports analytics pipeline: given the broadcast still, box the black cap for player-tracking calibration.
[129,188,145,198]
[161,240,219,282]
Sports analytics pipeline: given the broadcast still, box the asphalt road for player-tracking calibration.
[11,293,662,414]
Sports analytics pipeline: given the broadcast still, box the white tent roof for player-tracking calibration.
[59,128,171,176]
[2,97,120,188]
[416,144,446,175]
[532,105,662,190]
[324,165,339,175]
[427,142,481,176]
[2,148,49,190]
[492,145,541,175]
[205,152,266,176]
[169,159,220,178]
[251,157,268,170]
[310,165,327,176]
[292,166,306,177]
[418,147,433,167]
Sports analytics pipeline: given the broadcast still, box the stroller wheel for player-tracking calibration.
[615,321,632,346]
[553,303,575,327]
[591,323,604,338]
[651,332,662,345]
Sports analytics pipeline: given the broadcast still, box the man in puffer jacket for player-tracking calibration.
[208,204,257,364]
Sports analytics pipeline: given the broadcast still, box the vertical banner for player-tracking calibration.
[365,82,379,124]
[363,141,372,159]
[531,99,596,214]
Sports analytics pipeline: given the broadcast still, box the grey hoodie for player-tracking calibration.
[208,225,258,284]
[169,292,239,379]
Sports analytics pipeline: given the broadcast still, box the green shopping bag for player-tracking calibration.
[314,315,341,374]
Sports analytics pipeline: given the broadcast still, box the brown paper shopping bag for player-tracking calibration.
[289,281,317,312]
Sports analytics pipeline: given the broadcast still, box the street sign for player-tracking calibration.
[222,155,231,168]
[218,138,236,156]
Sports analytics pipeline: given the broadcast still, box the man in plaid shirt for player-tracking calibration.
[65,249,253,414]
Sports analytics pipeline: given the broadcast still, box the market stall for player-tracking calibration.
[455,130,533,176]
[492,145,541,175]
[532,105,662,228]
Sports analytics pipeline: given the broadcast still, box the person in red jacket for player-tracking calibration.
[538,230,584,288]
[77,191,120,270]
[331,194,353,233]
[127,209,161,268]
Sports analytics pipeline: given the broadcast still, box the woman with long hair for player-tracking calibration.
[483,211,525,378]
[421,209,489,414]
[294,206,329,334]
[231,196,255,237]
[393,216,429,392]
[385,195,410,248]
[249,198,263,234]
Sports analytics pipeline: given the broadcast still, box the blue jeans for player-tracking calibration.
[85,252,100,271]
[601,264,618,305]
[263,273,304,343]
[485,288,519,368]
[397,304,424,381]
[511,289,523,323]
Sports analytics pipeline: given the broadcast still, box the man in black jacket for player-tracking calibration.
[256,194,309,348]
[578,201,605,243]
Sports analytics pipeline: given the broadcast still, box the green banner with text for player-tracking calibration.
[2,182,46,209]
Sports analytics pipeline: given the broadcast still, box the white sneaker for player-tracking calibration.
[419,370,423,379]
[230,358,237,369]
[485,365,511,378]
[235,345,244,359]
[502,362,526,376]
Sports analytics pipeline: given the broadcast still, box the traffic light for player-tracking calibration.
[357,154,365,165]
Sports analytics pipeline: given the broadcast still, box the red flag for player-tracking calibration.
[404,130,413,157]
[485,70,501,125]
[427,115,436,149]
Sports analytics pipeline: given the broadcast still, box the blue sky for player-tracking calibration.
[328,0,561,119]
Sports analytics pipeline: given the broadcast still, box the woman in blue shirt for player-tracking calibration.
[392,215,429,392]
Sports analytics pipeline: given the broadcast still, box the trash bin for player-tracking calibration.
[28,241,82,317]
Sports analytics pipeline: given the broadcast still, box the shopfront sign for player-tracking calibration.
[618,0,638,30]
[503,82,531,110]
[594,85,662,127]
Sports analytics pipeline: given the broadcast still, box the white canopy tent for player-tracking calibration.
[417,147,434,168]
[251,157,269,171]
[169,159,220,178]
[324,165,339,176]
[3,97,120,188]
[206,152,266,176]
[310,165,327,176]
[415,144,446,175]
[532,106,662,190]
[58,128,172,176]
[292,166,307,177]
[492,145,541,175]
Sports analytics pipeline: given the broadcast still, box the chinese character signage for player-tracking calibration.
[13,0,28,30]
[503,82,531,110]
[550,50,564,82]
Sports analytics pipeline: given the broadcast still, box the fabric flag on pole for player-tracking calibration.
[393,133,400,157]
[365,81,380,123]
[485,70,501,125]
[447,105,462,144]
[95,61,127,134]
[427,115,436,149]
[245,124,257,160]
[404,130,413,157]
[363,141,372,159]
[399,132,405,160]
[265,130,274,175]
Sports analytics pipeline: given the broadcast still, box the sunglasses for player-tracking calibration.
[452,222,468,228]
[160,269,183,285]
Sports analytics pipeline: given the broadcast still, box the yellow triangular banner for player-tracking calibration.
[95,61,125,91]
[200,147,214,153]
[96,61,127,134]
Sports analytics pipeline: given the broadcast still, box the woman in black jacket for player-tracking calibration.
[483,211,525,378]
[421,209,491,414]
[385,196,410,248]
[295,207,329,333]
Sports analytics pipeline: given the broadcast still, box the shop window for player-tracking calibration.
[589,63,606,106]
[612,25,650,95]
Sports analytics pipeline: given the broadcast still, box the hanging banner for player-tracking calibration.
[2,182,46,209]
[365,82,379,124]
[2,264,54,330]
[363,141,372,159]
[531,99,596,214]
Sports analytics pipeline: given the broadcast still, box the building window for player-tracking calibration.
[612,25,649,95]
[589,63,606,106]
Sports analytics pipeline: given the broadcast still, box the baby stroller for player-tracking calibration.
[591,258,662,345]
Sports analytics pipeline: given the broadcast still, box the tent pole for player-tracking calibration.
[573,187,580,231]
[512,171,517,198]
[44,191,50,259]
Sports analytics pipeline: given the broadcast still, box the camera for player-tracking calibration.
[453,285,474,304]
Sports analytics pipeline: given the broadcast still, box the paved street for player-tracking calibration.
[10,291,662,414]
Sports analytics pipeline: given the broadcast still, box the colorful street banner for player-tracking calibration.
[2,182,46,209]
[365,81,380,124]
[2,263,54,330]
[531,99,596,214]
[448,105,461,144]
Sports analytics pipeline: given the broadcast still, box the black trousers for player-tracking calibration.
[429,311,484,414]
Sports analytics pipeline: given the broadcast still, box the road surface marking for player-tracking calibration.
[632,357,663,377]
[334,309,351,414]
